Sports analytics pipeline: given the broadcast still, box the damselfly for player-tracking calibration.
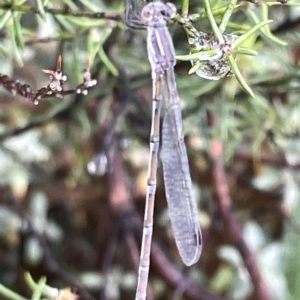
[125,2,203,299]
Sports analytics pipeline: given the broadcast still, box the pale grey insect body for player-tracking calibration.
[135,2,202,300]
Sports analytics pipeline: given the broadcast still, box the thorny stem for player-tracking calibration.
[0,55,97,105]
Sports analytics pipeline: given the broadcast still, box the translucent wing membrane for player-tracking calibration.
[161,103,202,265]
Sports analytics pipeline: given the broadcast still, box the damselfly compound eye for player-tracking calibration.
[165,3,176,19]
[141,6,152,22]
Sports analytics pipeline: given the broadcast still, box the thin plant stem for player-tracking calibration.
[181,0,189,17]
[0,3,122,21]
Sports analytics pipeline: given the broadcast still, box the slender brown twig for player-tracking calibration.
[0,3,122,21]
[207,110,272,300]
[105,135,225,300]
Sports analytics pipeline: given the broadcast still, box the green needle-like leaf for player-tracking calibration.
[189,5,240,22]
[7,18,23,66]
[235,46,258,56]
[97,28,118,76]
[231,20,272,49]
[248,9,287,46]
[188,61,202,74]
[204,0,224,43]
[32,277,47,300]
[77,0,100,12]
[98,46,118,77]
[228,54,254,97]
[0,11,11,30]
[24,273,55,299]
[35,0,46,21]
[12,12,25,50]
[219,0,238,34]
[0,284,28,300]
[176,49,221,61]
[67,16,106,27]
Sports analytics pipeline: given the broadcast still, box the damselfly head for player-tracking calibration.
[141,2,176,22]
